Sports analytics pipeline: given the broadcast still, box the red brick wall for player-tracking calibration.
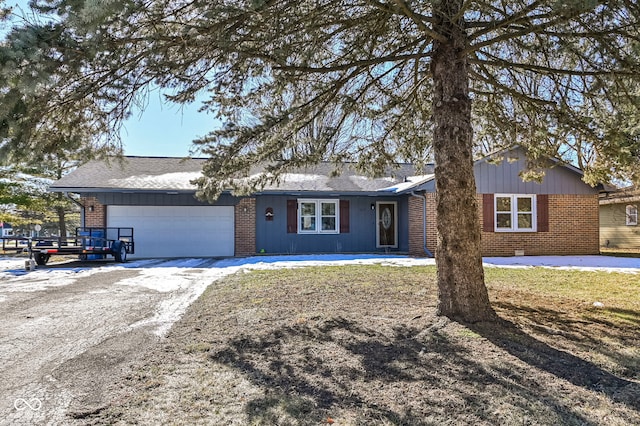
[81,197,106,227]
[415,193,599,257]
[408,193,437,257]
[235,198,256,256]
[480,194,599,256]
[408,195,424,256]
[425,193,438,255]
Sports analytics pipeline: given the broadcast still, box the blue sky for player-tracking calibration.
[118,91,218,157]
[5,0,217,157]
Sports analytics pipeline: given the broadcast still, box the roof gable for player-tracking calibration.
[402,146,599,195]
[473,148,598,195]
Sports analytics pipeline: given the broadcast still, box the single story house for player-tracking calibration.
[49,147,601,259]
[1,222,13,237]
[599,186,640,249]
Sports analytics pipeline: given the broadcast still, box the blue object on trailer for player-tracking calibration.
[79,229,105,247]
[79,229,105,259]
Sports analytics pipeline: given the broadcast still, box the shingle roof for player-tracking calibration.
[50,157,205,192]
[599,185,640,205]
[50,156,434,194]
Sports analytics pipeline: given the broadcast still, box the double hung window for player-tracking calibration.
[626,205,638,226]
[495,194,536,232]
[298,199,339,233]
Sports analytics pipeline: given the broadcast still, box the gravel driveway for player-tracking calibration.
[1,254,425,425]
[0,257,230,425]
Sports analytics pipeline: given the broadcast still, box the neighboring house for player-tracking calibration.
[1,222,13,237]
[49,147,601,259]
[599,186,640,249]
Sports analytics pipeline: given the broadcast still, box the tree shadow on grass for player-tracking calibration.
[209,316,617,425]
[494,301,640,380]
[600,307,640,326]
[469,318,640,410]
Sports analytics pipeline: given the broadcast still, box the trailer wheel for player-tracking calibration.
[112,241,127,263]
[35,253,50,266]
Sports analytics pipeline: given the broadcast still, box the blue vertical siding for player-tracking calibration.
[255,195,409,254]
[417,148,599,195]
[473,150,598,195]
[92,192,239,206]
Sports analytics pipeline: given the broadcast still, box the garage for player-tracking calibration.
[107,205,235,258]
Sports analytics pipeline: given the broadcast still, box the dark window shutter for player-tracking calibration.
[287,200,297,233]
[482,194,494,232]
[537,194,549,232]
[340,200,350,233]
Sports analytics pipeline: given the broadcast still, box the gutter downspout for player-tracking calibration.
[64,192,86,228]
[411,191,434,258]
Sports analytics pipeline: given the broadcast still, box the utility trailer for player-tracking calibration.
[2,227,135,266]
[1,236,29,255]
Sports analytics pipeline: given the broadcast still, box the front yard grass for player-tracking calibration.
[600,247,640,258]
[94,265,639,425]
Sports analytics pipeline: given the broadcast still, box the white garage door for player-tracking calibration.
[107,205,235,258]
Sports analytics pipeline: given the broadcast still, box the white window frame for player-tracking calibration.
[297,199,340,234]
[495,194,537,232]
[626,205,638,226]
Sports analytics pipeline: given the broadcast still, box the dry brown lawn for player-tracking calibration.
[85,265,640,425]
[600,247,640,258]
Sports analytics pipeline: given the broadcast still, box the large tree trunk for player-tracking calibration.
[430,1,495,323]
[55,192,67,238]
[56,205,67,238]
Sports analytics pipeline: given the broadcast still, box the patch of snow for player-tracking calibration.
[243,172,325,183]
[239,172,330,190]
[0,267,98,292]
[214,254,434,271]
[117,266,218,293]
[483,255,639,274]
[108,171,201,190]
[349,175,396,187]
[126,265,242,336]
[280,173,325,183]
[378,174,435,193]
[0,257,27,271]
